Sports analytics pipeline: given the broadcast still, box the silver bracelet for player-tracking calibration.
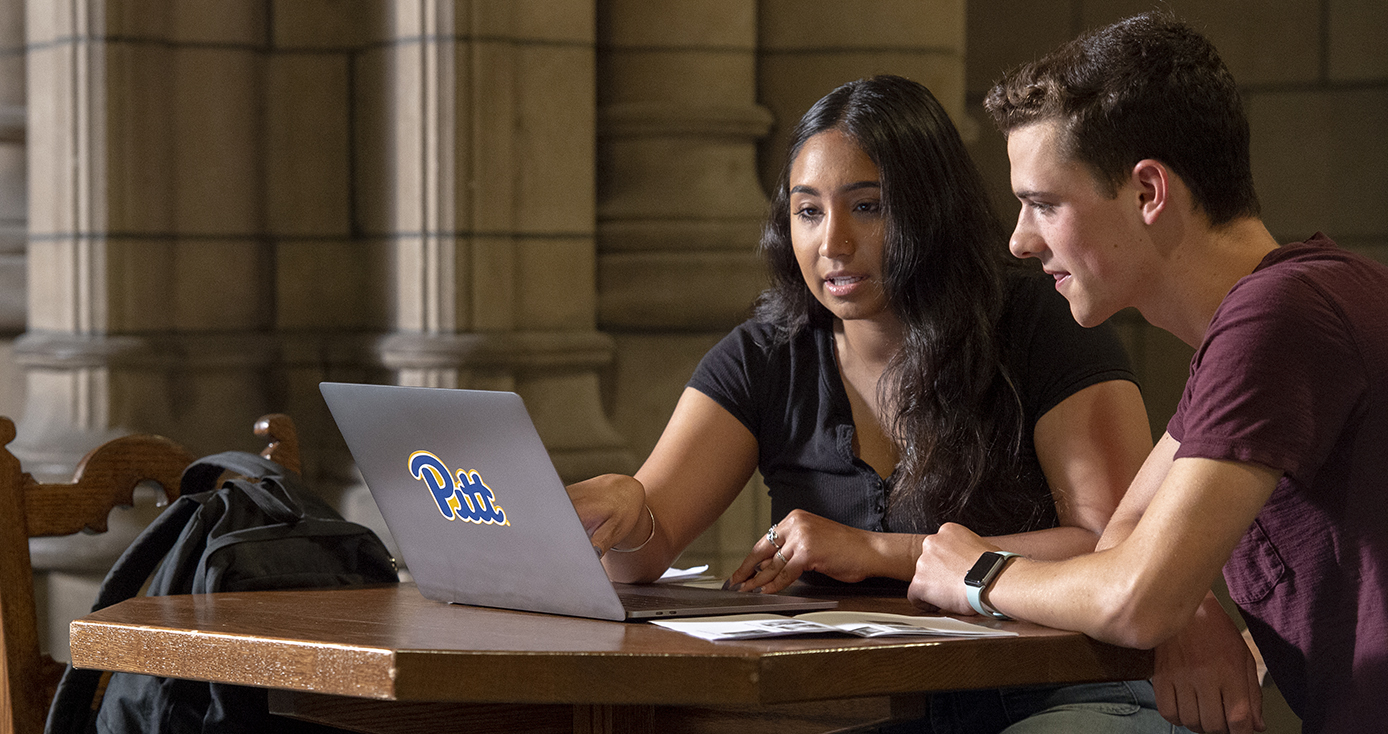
[609,504,656,553]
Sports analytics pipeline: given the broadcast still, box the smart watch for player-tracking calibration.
[964,551,1022,619]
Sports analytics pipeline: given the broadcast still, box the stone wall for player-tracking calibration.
[0,0,22,424]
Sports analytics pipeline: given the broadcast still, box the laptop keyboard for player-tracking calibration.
[616,589,683,610]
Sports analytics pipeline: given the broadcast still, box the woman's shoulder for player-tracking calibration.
[998,266,1074,335]
[697,319,785,378]
[1001,265,1059,306]
[996,264,1135,404]
[729,318,785,343]
[694,318,835,399]
[717,318,826,357]
[689,318,832,436]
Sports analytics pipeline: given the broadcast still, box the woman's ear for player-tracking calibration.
[1131,159,1169,225]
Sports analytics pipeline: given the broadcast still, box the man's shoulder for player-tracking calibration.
[1258,233,1388,280]
[1235,235,1388,319]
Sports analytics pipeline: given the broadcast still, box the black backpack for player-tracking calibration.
[45,451,399,734]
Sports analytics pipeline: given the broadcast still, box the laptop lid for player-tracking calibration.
[319,382,836,621]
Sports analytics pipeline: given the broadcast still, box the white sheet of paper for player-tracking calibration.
[651,610,1016,641]
[656,565,710,583]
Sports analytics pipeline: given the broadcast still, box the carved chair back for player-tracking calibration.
[0,414,300,734]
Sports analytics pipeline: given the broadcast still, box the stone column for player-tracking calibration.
[0,0,24,417]
[17,0,275,474]
[18,0,275,660]
[260,0,386,489]
[368,1,631,482]
[595,0,773,573]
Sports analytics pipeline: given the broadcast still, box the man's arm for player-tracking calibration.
[1092,432,1179,553]
[1075,433,1266,732]
[910,449,1280,649]
[1153,592,1265,733]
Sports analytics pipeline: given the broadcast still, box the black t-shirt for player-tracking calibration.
[687,272,1137,535]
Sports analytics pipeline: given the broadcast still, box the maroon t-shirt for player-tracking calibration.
[1168,234,1388,732]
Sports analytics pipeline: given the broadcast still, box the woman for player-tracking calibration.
[570,75,1173,732]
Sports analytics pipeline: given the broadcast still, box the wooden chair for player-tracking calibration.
[0,414,301,734]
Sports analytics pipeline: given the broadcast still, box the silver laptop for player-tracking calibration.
[319,382,837,621]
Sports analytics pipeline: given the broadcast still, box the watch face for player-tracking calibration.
[964,552,1002,588]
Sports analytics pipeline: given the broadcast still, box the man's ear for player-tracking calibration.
[1132,159,1169,225]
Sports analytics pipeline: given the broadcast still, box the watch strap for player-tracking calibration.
[965,551,1022,619]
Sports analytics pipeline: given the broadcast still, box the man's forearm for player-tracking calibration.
[1094,432,1180,552]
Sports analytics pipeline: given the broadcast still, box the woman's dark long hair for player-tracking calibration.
[756,75,1051,536]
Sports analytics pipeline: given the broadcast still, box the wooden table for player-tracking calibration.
[68,583,1151,734]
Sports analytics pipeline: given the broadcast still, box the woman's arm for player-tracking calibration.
[725,509,924,591]
[567,387,759,583]
[990,378,1153,559]
[728,379,1152,593]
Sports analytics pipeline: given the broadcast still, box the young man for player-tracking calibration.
[908,12,1388,734]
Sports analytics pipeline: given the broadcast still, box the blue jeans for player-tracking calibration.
[881,680,1192,734]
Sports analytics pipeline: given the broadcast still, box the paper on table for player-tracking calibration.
[656,565,710,583]
[651,610,1017,641]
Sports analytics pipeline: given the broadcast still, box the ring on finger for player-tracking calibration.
[766,524,783,549]
[776,549,789,565]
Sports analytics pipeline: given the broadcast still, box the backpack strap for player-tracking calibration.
[45,494,205,734]
[181,452,303,525]
[180,451,287,493]
[93,497,205,612]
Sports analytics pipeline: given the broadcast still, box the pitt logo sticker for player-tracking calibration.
[408,451,510,526]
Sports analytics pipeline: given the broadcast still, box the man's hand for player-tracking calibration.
[1153,592,1265,733]
[907,523,1000,614]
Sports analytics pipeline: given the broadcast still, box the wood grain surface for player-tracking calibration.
[69,582,1151,705]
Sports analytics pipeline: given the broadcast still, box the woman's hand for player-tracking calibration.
[726,509,915,594]
[908,522,999,614]
[570,388,760,584]
[565,474,647,556]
